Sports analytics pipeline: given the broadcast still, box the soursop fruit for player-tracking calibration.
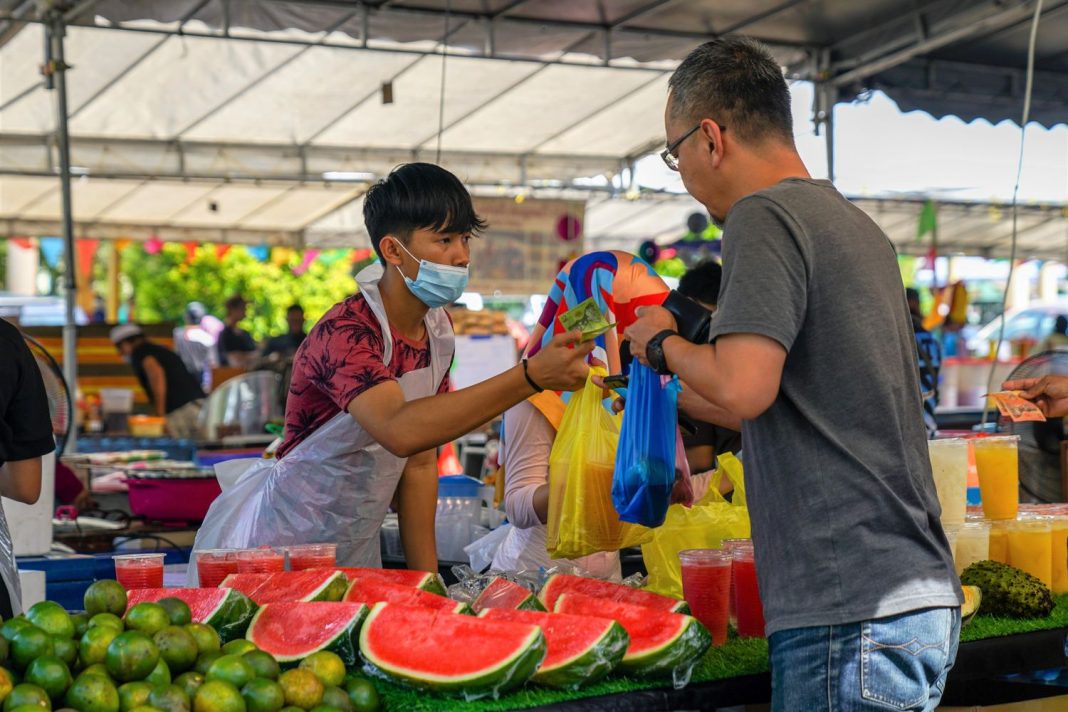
[959,560,1054,619]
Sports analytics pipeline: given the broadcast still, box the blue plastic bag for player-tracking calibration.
[612,362,680,527]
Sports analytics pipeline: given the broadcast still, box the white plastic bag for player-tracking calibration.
[465,524,513,573]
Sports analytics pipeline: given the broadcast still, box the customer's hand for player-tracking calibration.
[624,305,678,367]
[1003,375,1068,417]
[527,331,595,392]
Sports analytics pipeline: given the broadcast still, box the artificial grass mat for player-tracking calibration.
[372,596,1068,711]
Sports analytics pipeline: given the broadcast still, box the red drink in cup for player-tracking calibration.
[236,548,285,574]
[678,549,732,646]
[721,538,750,628]
[113,554,165,589]
[732,544,766,638]
[196,550,239,587]
[287,543,337,571]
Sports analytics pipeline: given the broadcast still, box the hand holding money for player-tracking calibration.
[559,298,616,342]
[987,390,1047,422]
[1002,375,1068,418]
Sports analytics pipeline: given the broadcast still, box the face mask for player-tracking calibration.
[394,239,469,308]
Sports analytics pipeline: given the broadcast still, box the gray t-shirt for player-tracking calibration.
[709,178,961,636]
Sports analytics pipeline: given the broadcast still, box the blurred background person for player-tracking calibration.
[262,304,307,361]
[173,301,216,389]
[217,294,258,368]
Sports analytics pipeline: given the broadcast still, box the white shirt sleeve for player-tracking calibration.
[500,400,555,530]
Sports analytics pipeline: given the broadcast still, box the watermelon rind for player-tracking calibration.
[517,596,548,612]
[472,577,546,614]
[336,568,448,596]
[539,573,689,614]
[125,588,258,643]
[359,603,546,700]
[221,571,348,605]
[477,610,628,690]
[246,602,367,668]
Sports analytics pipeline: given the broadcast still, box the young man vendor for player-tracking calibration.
[192,163,592,573]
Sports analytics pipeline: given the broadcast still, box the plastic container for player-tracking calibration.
[731,543,765,639]
[928,438,968,527]
[438,475,482,497]
[100,388,134,413]
[720,538,751,628]
[678,549,731,646]
[114,553,165,589]
[236,548,285,573]
[1007,517,1052,588]
[973,435,1020,521]
[954,521,990,575]
[1051,516,1068,595]
[287,543,337,571]
[129,416,166,437]
[196,550,239,588]
[126,476,222,523]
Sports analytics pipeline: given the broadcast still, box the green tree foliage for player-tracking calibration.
[121,244,358,340]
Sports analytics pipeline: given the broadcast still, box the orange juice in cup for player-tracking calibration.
[987,520,1011,564]
[973,436,1019,521]
[1007,517,1052,588]
[1052,516,1068,595]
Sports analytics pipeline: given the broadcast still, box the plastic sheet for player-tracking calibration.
[612,363,681,528]
[546,369,652,559]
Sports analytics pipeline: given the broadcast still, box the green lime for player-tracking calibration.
[9,705,52,712]
[153,603,189,631]
[143,661,169,689]
[128,707,162,712]
[12,628,54,671]
[117,682,152,712]
[181,629,218,659]
[122,608,169,639]
[0,638,10,665]
[71,615,91,640]
[276,671,321,711]
[147,685,189,712]
[80,627,121,668]
[278,708,301,712]
[26,605,73,642]
[171,674,203,702]
[84,584,127,619]
[105,633,159,683]
[88,616,123,634]
[51,640,76,669]
[238,654,276,683]
[77,665,110,681]
[0,623,31,647]
[24,658,71,701]
[191,655,220,679]
[0,668,14,704]
[216,644,253,660]
[343,680,377,712]
[204,658,252,691]
[152,630,196,676]
[66,674,120,712]
[192,680,243,712]
[319,688,349,712]
[3,684,50,711]
[307,707,338,712]
[296,655,343,690]
[239,680,282,712]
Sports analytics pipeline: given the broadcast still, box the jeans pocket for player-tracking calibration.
[860,608,952,711]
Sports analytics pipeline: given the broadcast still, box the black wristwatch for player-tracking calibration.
[646,330,680,375]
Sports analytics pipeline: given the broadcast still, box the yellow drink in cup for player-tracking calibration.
[987,520,1011,564]
[973,436,1020,521]
[954,521,990,576]
[1007,518,1052,588]
[927,438,968,527]
[1051,516,1068,595]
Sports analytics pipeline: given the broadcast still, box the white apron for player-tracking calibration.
[189,263,453,580]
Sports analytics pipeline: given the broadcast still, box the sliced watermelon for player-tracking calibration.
[246,601,367,668]
[344,577,472,615]
[360,603,546,699]
[539,573,689,613]
[335,567,447,595]
[220,570,349,605]
[478,608,627,689]
[554,593,710,677]
[125,588,257,643]
[472,577,546,613]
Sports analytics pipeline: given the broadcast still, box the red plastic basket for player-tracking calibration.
[126,477,222,523]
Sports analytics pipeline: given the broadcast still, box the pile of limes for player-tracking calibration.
[0,581,380,712]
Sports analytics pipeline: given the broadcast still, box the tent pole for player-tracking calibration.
[45,11,78,454]
[824,90,835,183]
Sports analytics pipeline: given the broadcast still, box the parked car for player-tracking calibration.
[966,304,1068,356]
[0,293,88,326]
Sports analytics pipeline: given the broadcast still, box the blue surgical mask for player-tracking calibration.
[395,240,469,308]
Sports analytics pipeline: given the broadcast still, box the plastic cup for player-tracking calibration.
[943,525,959,565]
[973,436,1020,520]
[928,438,969,527]
[1051,516,1068,595]
[196,549,239,588]
[287,543,338,571]
[721,538,751,628]
[113,553,165,589]
[678,549,732,646]
[236,547,285,574]
[1007,517,1053,588]
[954,521,990,576]
[988,520,1011,564]
[730,542,765,639]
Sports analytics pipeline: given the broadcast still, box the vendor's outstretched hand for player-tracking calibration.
[624,305,678,367]
[528,330,595,392]
[1003,375,1068,417]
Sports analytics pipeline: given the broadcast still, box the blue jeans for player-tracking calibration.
[769,607,961,711]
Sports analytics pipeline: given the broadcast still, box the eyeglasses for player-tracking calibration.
[660,122,726,171]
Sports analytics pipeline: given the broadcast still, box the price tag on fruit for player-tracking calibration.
[986,391,1046,422]
[559,298,616,342]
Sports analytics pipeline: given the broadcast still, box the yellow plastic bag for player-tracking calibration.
[546,368,652,559]
[642,452,750,598]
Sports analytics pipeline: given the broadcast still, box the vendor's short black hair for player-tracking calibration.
[286,303,303,314]
[678,261,723,306]
[363,163,487,259]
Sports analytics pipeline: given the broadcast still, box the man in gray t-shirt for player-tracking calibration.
[626,38,961,711]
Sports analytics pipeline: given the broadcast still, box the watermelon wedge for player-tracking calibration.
[220,570,349,605]
[360,603,546,699]
[246,601,367,668]
[472,577,546,613]
[478,608,627,689]
[344,577,472,615]
[335,567,447,595]
[554,593,710,677]
[540,573,689,613]
[125,588,257,643]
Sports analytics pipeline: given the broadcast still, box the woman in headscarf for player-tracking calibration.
[491,251,670,579]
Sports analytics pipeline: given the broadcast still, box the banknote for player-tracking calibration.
[986,391,1046,422]
[559,298,615,341]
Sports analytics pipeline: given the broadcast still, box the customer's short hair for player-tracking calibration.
[668,37,793,144]
[363,163,487,259]
[286,304,303,315]
[678,261,723,306]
